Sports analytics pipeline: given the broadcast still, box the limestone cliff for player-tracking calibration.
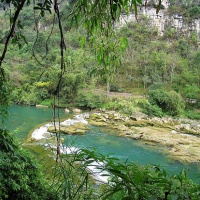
[117,0,200,42]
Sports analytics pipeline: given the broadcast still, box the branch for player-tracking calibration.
[0,0,27,69]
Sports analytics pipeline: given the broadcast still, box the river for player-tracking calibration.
[6,105,200,183]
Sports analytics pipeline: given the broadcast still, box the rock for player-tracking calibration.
[125,120,154,127]
[130,112,148,121]
[171,130,178,134]
[127,133,143,140]
[86,109,200,163]
[64,126,85,135]
[73,108,82,113]
[99,108,106,112]
[117,125,129,132]
[74,129,85,134]
[90,113,107,122]
[36,105,49,108]
[48,122,88,135]
[151,117,163,124]
[89,120,107,126]
[118,132,126,137]
[74,122,88,130]
[64,108,70,113]
[48,126,57,133]
[175,123,199,135]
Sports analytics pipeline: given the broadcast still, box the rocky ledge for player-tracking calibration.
[48,123,89,135]
[88,109,200,163]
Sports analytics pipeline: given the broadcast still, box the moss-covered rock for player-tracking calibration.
[48,122,89,135]
[88,120,107,126]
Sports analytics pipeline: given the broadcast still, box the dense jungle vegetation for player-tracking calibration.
[0,0,200,119]
[0,0,200,199]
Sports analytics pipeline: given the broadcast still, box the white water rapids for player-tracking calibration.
[31,113,110,183]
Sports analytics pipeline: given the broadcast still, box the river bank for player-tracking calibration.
[87,109,200,163]
[40,107,200,163]
[23,105,199,182]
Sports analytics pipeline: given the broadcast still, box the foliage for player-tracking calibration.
[0,78,10,125]
[183,84,200,100]
[147,89,185,116]
[49,146,98,200]
[103,98,138,115]
[110,84,125,92]
[0,129,58,200]
[70,0,143,35]
[0,129,17,153]
[138,99,164,117]
[60,73,85,103]
[0,0,199,109]
[184,110,200,120]
[40,99,53,106]
[169,0,200,19]
[76,91,106,109]
[76,148,200,200]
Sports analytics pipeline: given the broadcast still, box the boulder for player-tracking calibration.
[48,122,88,135]
[64,108,70,113]
[171,130,178,134]
[73,108,82,113]
[90,113,107,122]
[88,120,107,126]
[36,105,49,108]
[130,112,148,121]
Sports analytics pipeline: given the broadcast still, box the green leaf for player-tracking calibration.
[136,0,142,4]
[80,36,86,48]
[170,194,179,200]
[112,3,118,12]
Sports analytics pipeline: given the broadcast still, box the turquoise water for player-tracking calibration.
[5,105,200,183]
[6,105,69,141]
[64,126,200,183]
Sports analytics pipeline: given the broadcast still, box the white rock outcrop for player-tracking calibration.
[116,0,200,42]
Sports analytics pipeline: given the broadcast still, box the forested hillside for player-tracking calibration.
[0,0,199,119]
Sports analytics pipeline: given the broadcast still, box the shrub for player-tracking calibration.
[147,89,184,116]
[138,99,163,117]
[78,149,200,200]
[105,99,138,114]
[110,84,119,92]
[183,84,200,100]
[40,99,53,107]
[76,91,106,109]
[167,90,185,115]
[60,73,85,102]
[0,129,58,200]
[184,110,200,120]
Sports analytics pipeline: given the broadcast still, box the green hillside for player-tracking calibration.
[0,0,199,119]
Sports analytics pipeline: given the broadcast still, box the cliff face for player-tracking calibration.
[118,0,200,42]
